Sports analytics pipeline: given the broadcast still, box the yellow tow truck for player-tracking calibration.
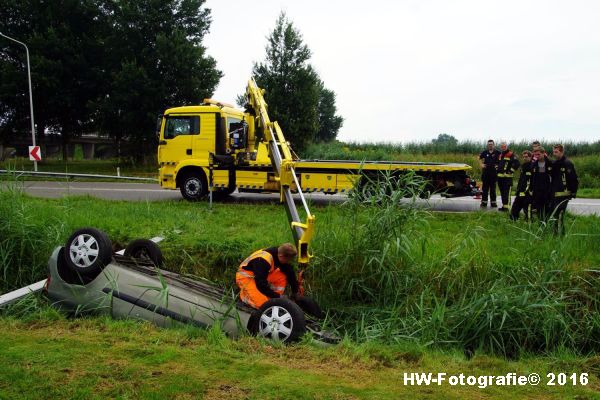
[157,79,478,261]
[157,80,478,201]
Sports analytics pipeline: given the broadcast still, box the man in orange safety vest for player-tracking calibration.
[236,243,300,309]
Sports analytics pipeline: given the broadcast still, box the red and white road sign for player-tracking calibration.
[29,146,41,161]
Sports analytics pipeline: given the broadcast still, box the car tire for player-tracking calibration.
[124,239,163,267]
[64,228,112,277]
[249,298,306,343]
[180,172,208,201]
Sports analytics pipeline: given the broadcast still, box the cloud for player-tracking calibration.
[204,0,600,143]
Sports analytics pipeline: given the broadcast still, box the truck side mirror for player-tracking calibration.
[155,115,163,139]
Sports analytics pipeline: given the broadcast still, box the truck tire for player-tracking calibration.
[124,239,163,267]
[180,171,208,201]
[64,228,112,277]
[249,298,306,343]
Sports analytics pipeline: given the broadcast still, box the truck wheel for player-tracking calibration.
[124,239,163,267]
[64,228,112,277]
[180,172,208,201]
[249,298,306,343]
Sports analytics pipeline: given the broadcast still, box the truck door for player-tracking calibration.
[159,115,200,163]
[190,113,216,162]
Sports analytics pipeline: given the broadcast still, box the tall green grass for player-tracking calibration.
[0,182,67,292]
[310,173,600,357]
[305,140,600,158]
[1,180,599,358]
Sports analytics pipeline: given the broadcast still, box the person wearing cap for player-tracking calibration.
[236,243,301,309]
[478,139,500,208]
[549,144,579,234]
[497,141,519,212]
[510,150,533,221]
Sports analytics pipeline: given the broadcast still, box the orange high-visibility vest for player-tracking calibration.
[237,249,275,278]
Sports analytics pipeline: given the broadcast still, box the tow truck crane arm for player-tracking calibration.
[245,79,316,268]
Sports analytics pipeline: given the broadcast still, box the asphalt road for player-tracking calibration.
[4,181,600,215]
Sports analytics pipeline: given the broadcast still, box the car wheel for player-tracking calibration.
[180,172,208,201]
[64,228,112,277]
[124,239,163,267]
[249,298,306,343]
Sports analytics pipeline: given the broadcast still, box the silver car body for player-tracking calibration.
[46,246,252,337]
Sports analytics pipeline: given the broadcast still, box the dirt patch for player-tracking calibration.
[203,383,251,400]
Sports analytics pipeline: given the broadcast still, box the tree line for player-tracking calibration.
[0,2,342,159]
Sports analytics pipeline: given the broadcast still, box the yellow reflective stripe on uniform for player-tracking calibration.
[554,191,571,197]
[239,250,274,270]
[237,271,254,278]
[497,173,513,178]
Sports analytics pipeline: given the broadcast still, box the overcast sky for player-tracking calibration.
[204,0,600,144]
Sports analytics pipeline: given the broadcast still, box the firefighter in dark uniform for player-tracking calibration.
[478,139,500,208]
[510,150,533,221]
[530,147,553,221]
[549,144,579,234]
[497,141,519,212]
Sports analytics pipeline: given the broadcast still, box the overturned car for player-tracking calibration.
[45,228,337,344]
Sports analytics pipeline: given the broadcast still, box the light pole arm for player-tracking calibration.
[0,32,37,170]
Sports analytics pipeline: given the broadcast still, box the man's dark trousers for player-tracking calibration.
[481,168,497,205]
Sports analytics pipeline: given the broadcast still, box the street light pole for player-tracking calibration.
[0,32,37,171]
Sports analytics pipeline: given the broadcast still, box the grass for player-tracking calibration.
[577,188,600,198]
[1,178,600,357]
[305,139,600,158]
[0,311,598,399]
[1,176,599,398]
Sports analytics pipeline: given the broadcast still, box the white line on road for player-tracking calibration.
[24,186,167,193]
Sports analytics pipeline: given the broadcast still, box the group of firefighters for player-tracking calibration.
[478,140,579,232]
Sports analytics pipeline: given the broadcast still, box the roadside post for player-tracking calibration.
[0,32,37,171]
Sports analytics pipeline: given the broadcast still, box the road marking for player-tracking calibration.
[25,186,167,193]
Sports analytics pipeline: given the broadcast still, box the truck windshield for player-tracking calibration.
[164,116,200,139]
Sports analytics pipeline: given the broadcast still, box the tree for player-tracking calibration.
[432,133,458,146]
[0,0,106,158]
[1,0,221,160]
[251,12,342,152]
[94,0,222,161]
[316,82,343,142]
